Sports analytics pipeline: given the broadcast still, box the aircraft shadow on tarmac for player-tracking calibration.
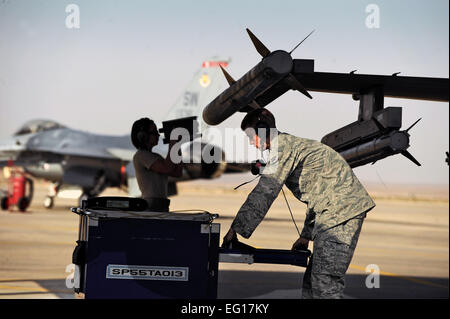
[0,271,447,299]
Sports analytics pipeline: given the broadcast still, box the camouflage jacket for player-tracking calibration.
[231,132,375,240]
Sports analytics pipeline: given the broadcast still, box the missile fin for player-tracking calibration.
[220,65,236,86]
[284,74,313,99]
[401,150,421,166]
[246,28,271,58]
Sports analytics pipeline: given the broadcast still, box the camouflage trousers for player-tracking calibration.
[301,213,366,299]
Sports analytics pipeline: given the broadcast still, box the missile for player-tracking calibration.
[25,163,64,181]
[321,106,421,168]
[203,28,314,126]
[336,118,422,168]
[339,130,420,168]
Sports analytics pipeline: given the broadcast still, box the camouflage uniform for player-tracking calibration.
[301,212,366,299]
[230,132,375,298]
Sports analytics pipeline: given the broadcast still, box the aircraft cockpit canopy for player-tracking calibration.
[14,119,66,136]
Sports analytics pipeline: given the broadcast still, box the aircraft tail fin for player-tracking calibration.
[162,57,231,132]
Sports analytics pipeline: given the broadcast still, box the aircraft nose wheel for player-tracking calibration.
[44,196,54,209]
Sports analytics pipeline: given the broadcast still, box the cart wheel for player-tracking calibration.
[1,197,8,210]
[44,196,54,209]
[18,197,29,212]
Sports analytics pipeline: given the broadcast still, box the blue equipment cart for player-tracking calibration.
[71,197,311,299]
[71,197,220,299]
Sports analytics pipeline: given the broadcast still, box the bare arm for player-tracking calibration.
[149,141,183,177]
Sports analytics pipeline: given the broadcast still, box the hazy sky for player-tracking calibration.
[0,0,448,185]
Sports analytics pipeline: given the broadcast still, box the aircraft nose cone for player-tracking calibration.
[0,135,28,159]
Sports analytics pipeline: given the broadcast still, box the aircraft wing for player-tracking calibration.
[106,148,135,162]
[254,66,449,108]
[298,72,449,101]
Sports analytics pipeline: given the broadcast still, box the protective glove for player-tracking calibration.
[291,236,310,251]
[221,228,238,248]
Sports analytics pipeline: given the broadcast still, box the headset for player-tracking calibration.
[254,114,271,145]
[132,118,155,150]
[137,127,149,148]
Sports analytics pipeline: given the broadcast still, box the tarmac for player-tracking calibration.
[0,179,448,299]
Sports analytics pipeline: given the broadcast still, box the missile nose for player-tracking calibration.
[391,131,410,151]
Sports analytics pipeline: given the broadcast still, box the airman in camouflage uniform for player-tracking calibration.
[222,108,375,299]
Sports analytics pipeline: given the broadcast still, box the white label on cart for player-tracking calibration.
[106,264,189,281]
[89,218,98,227]
[200,224,220,234]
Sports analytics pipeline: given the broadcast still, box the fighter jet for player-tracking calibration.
[0,58,245,208]
[203,29,449,167]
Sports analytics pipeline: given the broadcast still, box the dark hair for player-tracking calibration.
[240,108,276,131]
[131,118,155,150]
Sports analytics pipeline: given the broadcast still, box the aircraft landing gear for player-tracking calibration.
[78,173,108,207]
[44,182,59,209]
[44,196,54,209]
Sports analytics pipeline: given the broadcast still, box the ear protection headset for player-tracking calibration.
[135,118,155,150]
[137,127,149,148]
[234,111,272,189]
[254,114,270,144]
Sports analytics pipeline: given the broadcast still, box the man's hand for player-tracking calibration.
[222,228,237,248]
[291,236,309,251]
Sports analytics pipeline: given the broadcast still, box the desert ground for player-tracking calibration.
[0,174,448,299]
